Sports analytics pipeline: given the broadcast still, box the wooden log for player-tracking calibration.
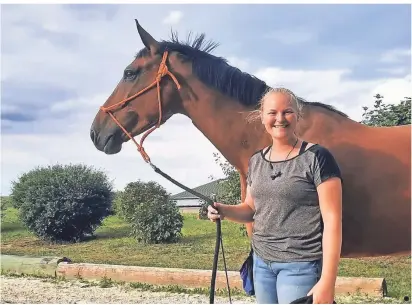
[56,262,387,297]
[334,276,387,297]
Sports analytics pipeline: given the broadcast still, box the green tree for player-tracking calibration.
[200,153,247,235]
[210,153,247,235]
[212,152,241,205]
[199,152,241,220]
[0,196,11,220]
[361,94,411,127]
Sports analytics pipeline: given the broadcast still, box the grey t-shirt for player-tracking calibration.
[247,143,342,262]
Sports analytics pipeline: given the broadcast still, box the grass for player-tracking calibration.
[1,208,250,270]
[1,208,410,301]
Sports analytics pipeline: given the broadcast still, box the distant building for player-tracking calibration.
[169,179,225,212]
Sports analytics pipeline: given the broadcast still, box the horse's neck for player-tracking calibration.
[180,89,266,172]
[180,84,358,172]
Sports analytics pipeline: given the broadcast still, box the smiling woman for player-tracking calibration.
[207,87,343,303]
[90,20,411,261]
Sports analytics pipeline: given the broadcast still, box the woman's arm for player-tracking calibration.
[207,186,255,224]
[308,176,342,303]
[319,176,342,284]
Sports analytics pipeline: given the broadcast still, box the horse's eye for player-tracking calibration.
[123,69,137,80]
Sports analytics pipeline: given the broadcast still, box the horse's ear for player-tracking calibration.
[135,19,159,54]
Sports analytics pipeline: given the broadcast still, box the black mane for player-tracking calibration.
[136,32,348,118]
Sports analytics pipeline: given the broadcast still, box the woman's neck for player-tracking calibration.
[271,135,299,152]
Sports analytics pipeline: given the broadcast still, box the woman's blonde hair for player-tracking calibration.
[246,87,303,123]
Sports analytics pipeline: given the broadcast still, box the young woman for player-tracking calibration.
[207,88,342,304]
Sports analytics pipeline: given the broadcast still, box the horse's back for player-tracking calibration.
[335,123,411,257]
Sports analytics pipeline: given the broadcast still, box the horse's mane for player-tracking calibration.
[136,31,348,118]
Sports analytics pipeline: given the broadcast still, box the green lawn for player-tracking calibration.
[1,208,410,300]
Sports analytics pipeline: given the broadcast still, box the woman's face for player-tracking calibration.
[261,92,299,140]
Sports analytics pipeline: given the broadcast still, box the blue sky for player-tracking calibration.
[1,4,411,195]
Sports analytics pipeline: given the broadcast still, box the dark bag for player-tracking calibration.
[290,295,314,304]
[239,248,255,296]
[290,295,337,304]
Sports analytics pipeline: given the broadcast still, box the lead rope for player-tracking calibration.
[100,50,232,304]
[149,162,232,304]
[220,230,232,303]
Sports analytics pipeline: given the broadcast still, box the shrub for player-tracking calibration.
[112,191,123,215]
[10,164,113,242]
[130,196,183,244]
[9,172,32,209]
[0,197,10,219]
[198,200,209,220]
[116,180,169,222]
[117,180,183,243]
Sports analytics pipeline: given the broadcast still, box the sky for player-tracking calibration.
[1,4,411,196]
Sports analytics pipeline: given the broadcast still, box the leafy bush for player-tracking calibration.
[10,164,113,242]
[198,200,209,220]
[10,172,32,209]
[0,197,10,220]
[116,180,169,222]
[112,191,123,215]
[117,180,183,243]
[198,153,241,221]
[361,94,411,126]
[130,197,183,244]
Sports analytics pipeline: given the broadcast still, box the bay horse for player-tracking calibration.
[90,20,411,258]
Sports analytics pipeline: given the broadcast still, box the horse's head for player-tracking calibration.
[90,20,185,155]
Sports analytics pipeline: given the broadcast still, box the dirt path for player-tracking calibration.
[0,275,253,304]
[0,275,402,304]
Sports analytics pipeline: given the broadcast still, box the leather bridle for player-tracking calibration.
[100,51,180,163]
[99,50,231,304]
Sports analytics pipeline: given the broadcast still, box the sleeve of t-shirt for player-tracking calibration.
[313,146,342,187]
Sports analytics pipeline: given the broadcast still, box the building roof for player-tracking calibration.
[169,179,226,200]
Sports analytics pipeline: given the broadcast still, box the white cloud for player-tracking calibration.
[380,48,411,63]
[1,5,222,195]
[1,5,410,198]
[226,56,251,73]
[1,114,225,196]
[376,67,408,75]
[255,67,411,121]
[367,74,411,104]
[162,11,184,25]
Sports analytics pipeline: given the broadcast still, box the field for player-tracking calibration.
[1,207,410,302]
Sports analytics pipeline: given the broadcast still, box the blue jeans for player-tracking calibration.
[253,252,322,304]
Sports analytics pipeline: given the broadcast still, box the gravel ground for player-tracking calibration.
[0,275,403,304]
[0,275,254,304]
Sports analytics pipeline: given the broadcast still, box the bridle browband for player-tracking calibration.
[99,50,232,304]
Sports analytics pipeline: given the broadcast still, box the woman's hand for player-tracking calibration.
[207,203,224,222]
[307,278,335,304]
